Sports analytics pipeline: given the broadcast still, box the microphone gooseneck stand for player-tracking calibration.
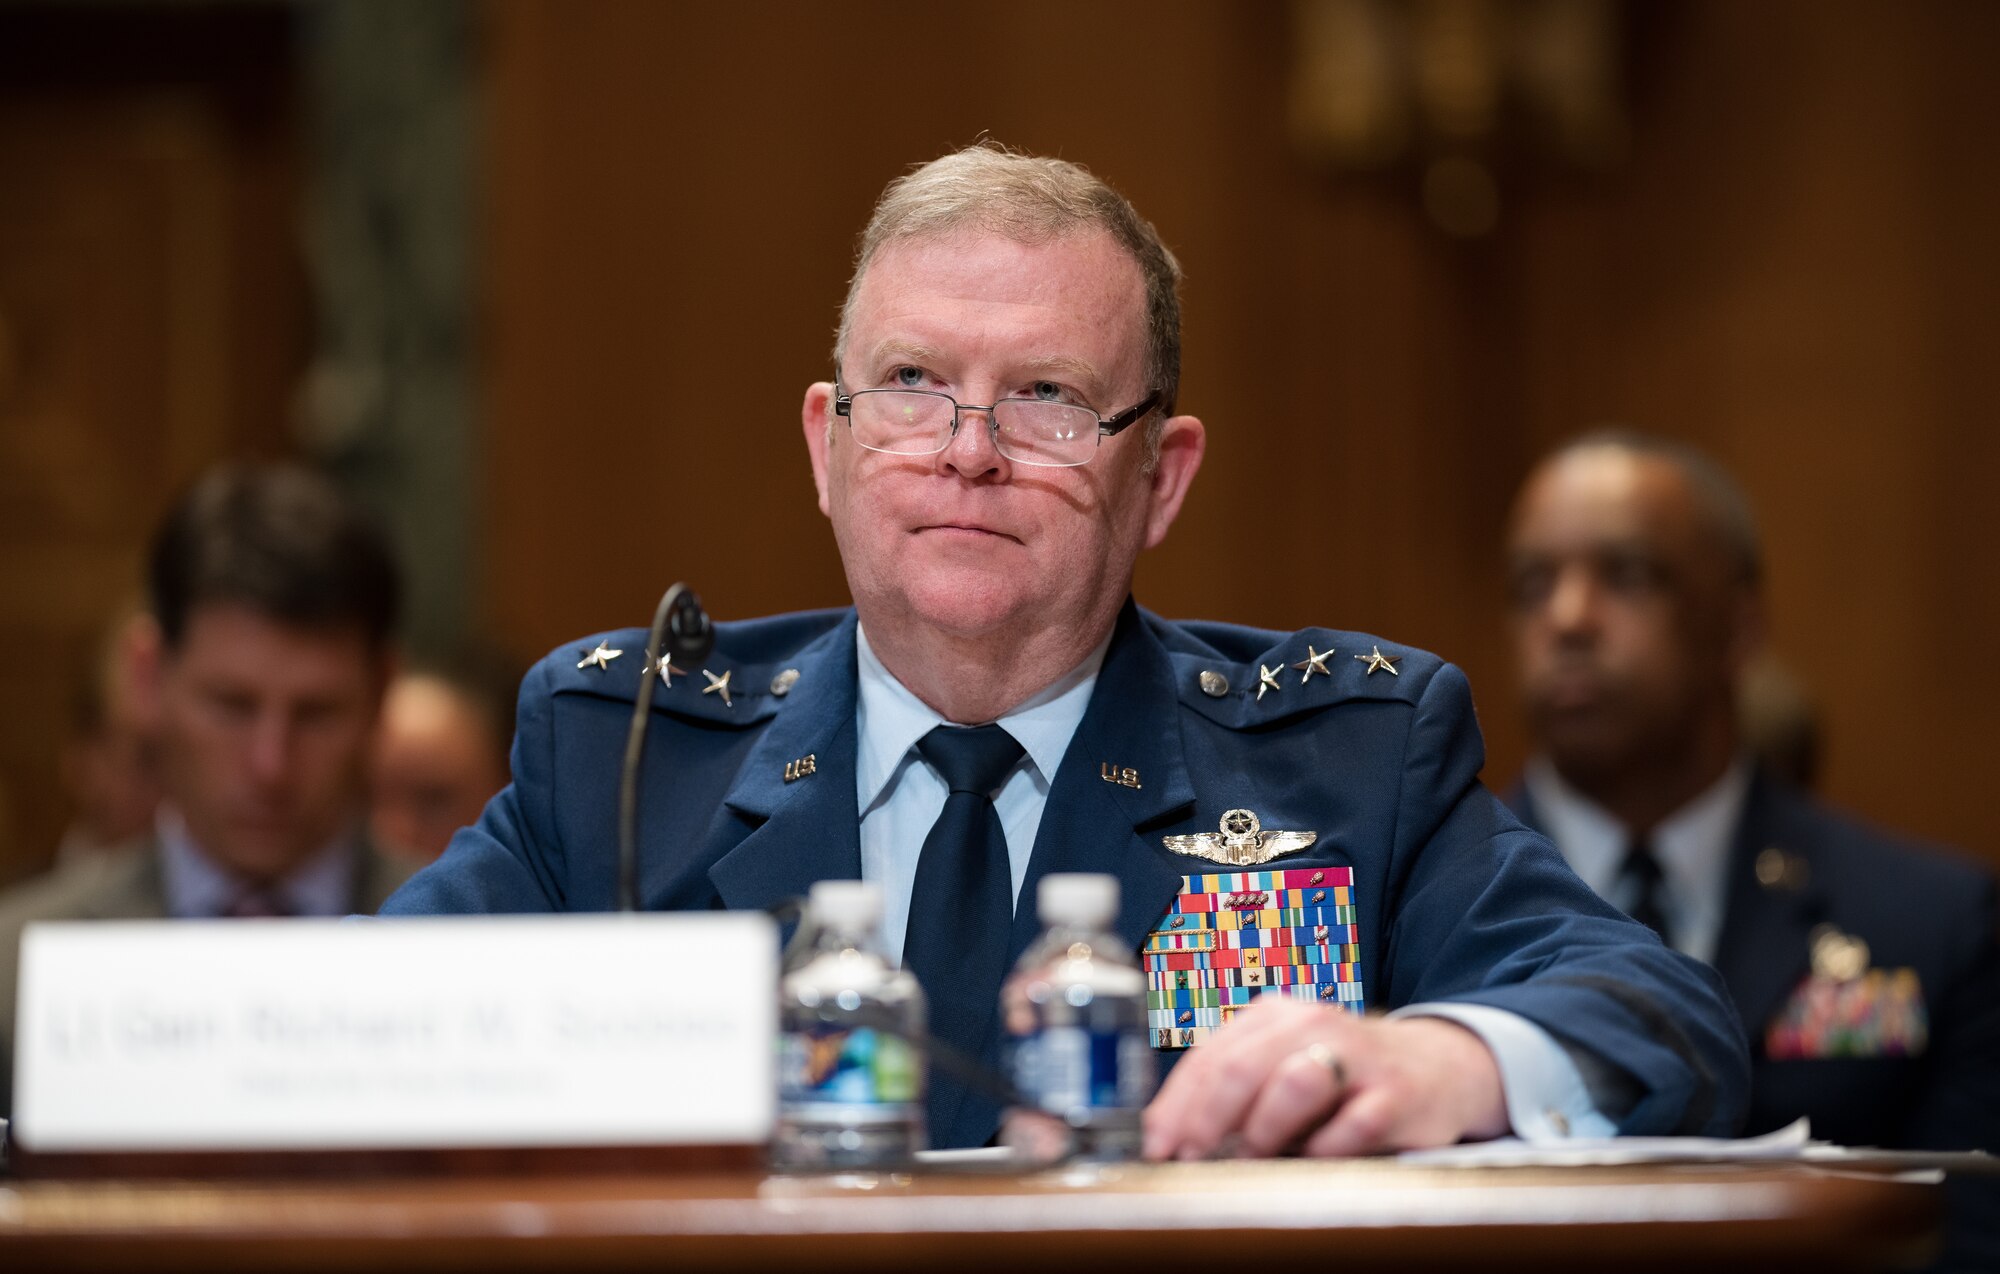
[616,583,713,914]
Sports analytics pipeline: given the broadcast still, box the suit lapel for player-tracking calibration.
[1712,774,1821,1042]
[1012,604,1197,963]
[704,614,864,913]
[75,842,172,920]
[938,603,1197,1149]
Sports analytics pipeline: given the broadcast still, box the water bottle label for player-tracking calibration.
[1011,1026,1156,1114]
[1117,1030,1154,1106]
[779,1026,920,1108]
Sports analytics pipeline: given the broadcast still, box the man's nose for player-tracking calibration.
[937,404,1009,478]
[1546,568,1600,638]
[245,713,295,784]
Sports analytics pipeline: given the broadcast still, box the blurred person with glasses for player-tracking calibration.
[385,143,1747,1157]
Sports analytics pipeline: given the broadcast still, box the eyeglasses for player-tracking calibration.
[832,384,1162,468]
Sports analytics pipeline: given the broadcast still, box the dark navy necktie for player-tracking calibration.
[1618,835,1671,944]
[222,883,294,918]
[903,722,1024,1147]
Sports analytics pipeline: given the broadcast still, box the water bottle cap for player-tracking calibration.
[1037,872,1118,927]
[808,879,883,929]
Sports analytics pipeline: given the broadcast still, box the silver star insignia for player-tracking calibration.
[701,668,733,708]
[577,640,623,671]
[1162,808,1319,867]
[1256,663,1283,701]
[1291,644,1335,684]
[1354,645,1400,677]
[646,651,683,688]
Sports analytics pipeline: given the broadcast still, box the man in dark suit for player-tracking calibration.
[1502,431,1999,1269]
[0,465,416,1116]
[385,143,1748,1156]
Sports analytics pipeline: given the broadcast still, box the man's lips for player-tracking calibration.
[913,522,1022,544]
[1536,670,1611,713]
[230,809,300,833]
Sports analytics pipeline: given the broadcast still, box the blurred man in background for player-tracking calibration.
[52,603,163,873]
[1503,431,2000,1269]
[369,652,517,863]
[0,464,415,1116]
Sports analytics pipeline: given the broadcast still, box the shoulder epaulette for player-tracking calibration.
[1167,626,1435,728]
[546,613,846,726]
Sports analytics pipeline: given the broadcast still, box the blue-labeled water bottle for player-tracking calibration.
[1002,872,1156,1159]
[773,880,926,1169]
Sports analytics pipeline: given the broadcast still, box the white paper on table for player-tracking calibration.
[1397,1117,1814,1168]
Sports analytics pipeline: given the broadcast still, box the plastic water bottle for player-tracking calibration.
[1002,872,1156,1159]
[772,880,926,1169]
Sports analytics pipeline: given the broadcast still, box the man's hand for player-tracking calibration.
[1141,998,1509,1159]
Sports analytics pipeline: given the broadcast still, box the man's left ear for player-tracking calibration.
[1143,414,1205,550]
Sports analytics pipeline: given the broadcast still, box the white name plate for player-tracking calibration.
[12,912,776,1153]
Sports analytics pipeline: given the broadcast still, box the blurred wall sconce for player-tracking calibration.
[1288,0,1631,238]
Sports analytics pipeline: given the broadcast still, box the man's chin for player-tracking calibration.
[208,831,318,883]
[907,599,1023,640]
[1541,730,1644,786]
[1530,706,1638,775]
[899,575,1031,640]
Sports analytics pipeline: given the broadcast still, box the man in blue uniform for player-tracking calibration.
[1502,432,1998,1267]
[385,144,1747,1155]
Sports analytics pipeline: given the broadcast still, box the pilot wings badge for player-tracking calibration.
[1162,808,1318,867]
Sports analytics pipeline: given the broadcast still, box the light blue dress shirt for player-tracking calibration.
[1523,755,1751,964]
[156,805,361,919]
[852,625,1614,1140]
[855,623,1109,964]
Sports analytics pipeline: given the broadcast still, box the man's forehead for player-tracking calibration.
[1519,452,1695,537]
[1512,450,1740,588]
[848,228,1146,379]
[172,604,379,675]
[859,227,1141,308]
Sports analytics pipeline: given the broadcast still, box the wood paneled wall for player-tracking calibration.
[10,1,1986,880]
[1492,2,2000,856]
[0,7,304,886]
[479,0,1999,862]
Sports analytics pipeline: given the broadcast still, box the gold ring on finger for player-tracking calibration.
[1304,1041,1347,1091]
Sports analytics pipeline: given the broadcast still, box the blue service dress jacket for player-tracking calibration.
[384,602,1749,1149]
[1511,775,2000,1271]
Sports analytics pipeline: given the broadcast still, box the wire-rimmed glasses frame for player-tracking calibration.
[832,382,1163,468]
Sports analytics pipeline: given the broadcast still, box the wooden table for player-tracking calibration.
[0,1158,1941,1273]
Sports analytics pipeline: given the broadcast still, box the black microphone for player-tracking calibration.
[617,583,714,912]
